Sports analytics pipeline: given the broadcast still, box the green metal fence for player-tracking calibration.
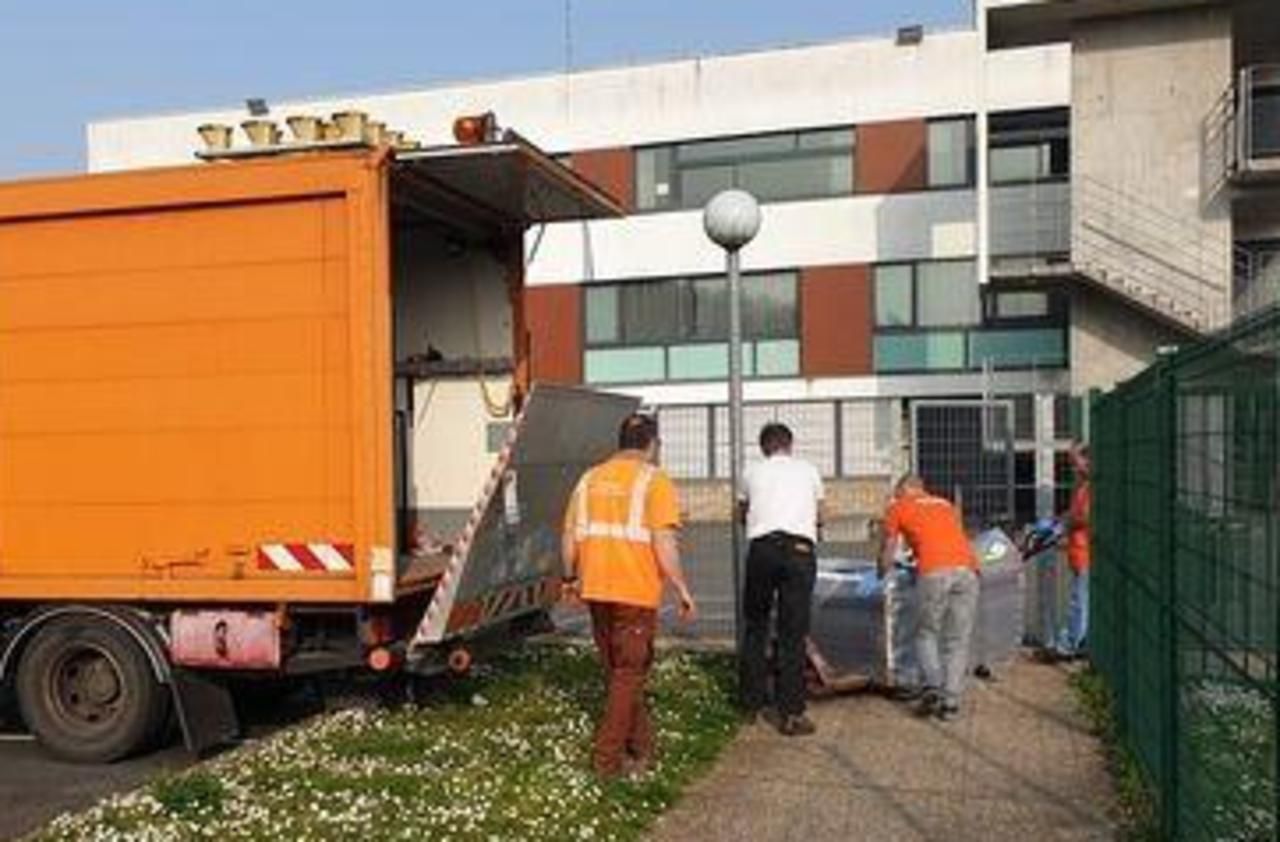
[1092,305,1279,841]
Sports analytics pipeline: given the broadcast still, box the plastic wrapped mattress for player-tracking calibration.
[809,529,1025,688]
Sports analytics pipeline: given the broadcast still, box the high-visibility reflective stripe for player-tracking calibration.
[628,465,655,536]
[574,471,591,537]
[579,522,653,542]
[573,463,656,546]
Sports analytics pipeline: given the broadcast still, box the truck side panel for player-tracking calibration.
[0,154,392,603]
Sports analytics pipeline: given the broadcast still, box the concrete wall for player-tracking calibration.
[1069,287,1183,392]
[1071,7,1234,308]
[86,34,1068,170]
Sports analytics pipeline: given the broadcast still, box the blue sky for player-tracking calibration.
[0,1,970,178]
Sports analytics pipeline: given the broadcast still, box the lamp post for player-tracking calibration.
[702,189,761,649]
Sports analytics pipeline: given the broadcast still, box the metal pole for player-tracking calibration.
[727,248,745,650]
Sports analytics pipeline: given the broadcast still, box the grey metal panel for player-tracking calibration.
[810,535,1026,687]
[989,182,1070,258]
[410,385,639,647]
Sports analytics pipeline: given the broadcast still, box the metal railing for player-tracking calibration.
[1092,304,1279,840]
[1235,246,1280,321]
[1203,64,1280,199]
[1072,174,1233,332]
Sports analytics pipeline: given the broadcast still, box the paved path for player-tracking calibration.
[648,655,1114,842]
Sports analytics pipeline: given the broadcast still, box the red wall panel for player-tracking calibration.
[801,264,872,377]
[570,147,635,211]
[525,284,582,385]
[855,119,927,194]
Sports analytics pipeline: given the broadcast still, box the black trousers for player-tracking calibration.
[739,532,817,717]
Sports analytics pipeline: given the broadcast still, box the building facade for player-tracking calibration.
[84,2,1273,538]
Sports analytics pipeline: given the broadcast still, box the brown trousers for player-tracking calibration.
[588,601,657,776]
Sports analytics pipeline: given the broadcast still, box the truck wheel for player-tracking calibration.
[15,616,167,763]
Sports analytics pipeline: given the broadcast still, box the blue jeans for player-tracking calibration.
[1059,569,1089,654]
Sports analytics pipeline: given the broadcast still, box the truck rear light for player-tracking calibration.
[367,646,398,672]
[447,646,472,674]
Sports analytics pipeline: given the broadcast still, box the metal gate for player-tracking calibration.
[910,400,1016,530]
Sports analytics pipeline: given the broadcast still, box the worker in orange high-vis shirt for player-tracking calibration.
[561,413,697,779]
[878,475,979,722]
[1058,443,1091,657]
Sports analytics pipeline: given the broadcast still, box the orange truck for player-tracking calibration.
[0,132,632,761]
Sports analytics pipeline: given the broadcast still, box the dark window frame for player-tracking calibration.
[871,264,1069,374]
[581,270,802,385]
[987,107,1071,187]
[924,115,977,190]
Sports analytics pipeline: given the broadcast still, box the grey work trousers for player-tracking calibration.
[916,567,980,707]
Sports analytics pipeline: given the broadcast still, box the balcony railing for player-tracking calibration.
[1203,64,1280,198]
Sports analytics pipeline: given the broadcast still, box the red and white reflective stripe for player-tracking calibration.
[573,464,655,545]
[257,543,354,572]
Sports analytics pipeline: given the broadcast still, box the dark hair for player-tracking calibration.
[618,413,659,451]
[759,422,793,455]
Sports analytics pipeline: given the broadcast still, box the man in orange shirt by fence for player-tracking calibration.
[1058,443,1091,657]
[877,475,979,721]
[561,413,697,779]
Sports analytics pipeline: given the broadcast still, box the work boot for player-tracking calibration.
[916,688,942,717]
[777,714,817,737]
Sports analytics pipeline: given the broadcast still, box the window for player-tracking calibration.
[989,291,1050,320]
[583,272,800,383]
[874,332,967,372]
[1249,68,1280,158]
[917,261,979,326]
[989,108,1069,185]
[874,261,978,329]
[873,264,1068,373]
[968,328,1067,369]
[927,118,974,188]
[635,128,854,211]
[874,265,913,327]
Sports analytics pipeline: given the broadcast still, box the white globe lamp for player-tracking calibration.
[703,189,762,252]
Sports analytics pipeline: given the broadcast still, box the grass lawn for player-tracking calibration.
[1071,668,1277,842]
[30,645,739,842]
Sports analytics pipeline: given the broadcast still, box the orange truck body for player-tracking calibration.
[0,140,629,762]
[0,152,395,606]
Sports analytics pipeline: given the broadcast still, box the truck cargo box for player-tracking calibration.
[0,145,620,609]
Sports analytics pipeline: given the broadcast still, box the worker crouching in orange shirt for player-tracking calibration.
[877,475,979,721]
[561,414,697,779]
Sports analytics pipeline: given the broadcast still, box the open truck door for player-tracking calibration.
[383,138,632,669]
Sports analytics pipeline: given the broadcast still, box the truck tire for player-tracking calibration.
[15,616,168,763]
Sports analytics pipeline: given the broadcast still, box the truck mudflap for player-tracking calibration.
[408,385,638,652]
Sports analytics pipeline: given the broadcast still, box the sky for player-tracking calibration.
[0,0,970,179]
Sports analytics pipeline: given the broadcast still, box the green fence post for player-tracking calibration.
[1160,360,1180,839]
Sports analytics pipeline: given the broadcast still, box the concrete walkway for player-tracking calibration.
[648,655,1114,842]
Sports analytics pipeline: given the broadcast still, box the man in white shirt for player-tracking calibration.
[737,422,825,736]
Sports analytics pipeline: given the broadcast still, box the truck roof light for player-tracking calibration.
[453,112,498,145]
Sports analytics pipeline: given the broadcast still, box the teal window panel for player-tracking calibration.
[969,328,1066,368]
[584,347,666,384]
[755,339,801,376]
[874,332,967,372]
[667,343,756,381]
